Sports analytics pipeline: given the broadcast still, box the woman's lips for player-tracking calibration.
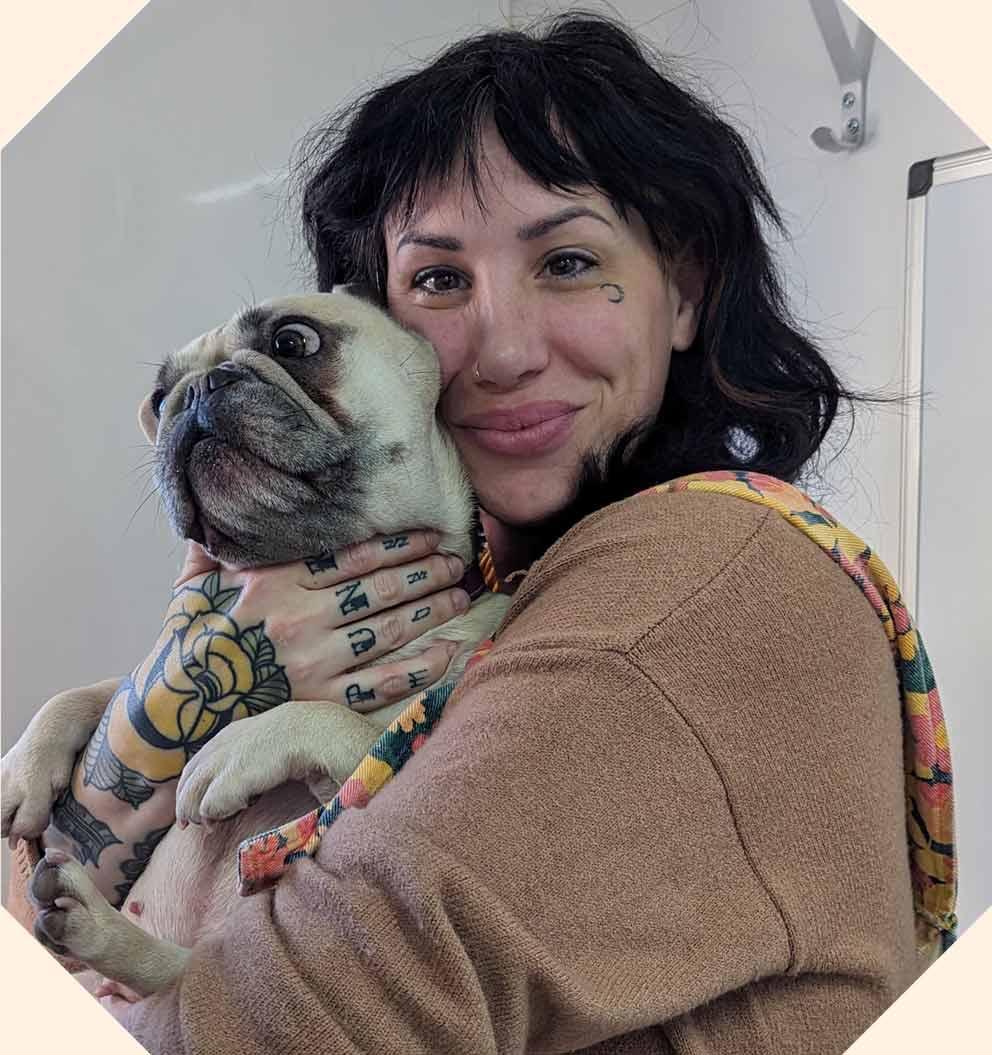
[456,403,580,457]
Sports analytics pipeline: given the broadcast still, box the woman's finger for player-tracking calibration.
[309,586,470,689]
[332,639,460,714]
[298,530,442,588]
[320,553,466,628]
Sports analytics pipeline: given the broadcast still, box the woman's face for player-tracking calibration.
[385,133,701,527]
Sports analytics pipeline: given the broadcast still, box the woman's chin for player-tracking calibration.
[476,481,575,530]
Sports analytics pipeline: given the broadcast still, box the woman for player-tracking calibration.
[12,13,950,1053]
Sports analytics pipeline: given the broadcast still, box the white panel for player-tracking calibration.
[917,167,992,933]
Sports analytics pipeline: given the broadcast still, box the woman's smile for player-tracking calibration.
[453,401,582,457]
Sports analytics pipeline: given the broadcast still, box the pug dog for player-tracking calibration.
[1,291,510,998]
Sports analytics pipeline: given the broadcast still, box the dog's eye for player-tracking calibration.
[150,387,167,419]
[272,323,321,359]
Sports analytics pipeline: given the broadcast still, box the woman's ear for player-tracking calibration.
[137,394,158,444]
[669,250,706,352]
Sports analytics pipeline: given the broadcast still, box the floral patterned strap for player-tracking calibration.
[237,641,495,896]
[649,471,956,965]
[237,470,956,967]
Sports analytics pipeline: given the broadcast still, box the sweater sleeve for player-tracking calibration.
[122,646,790,1050]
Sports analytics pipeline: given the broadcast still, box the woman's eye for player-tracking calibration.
[412,268,467,296]
[271,322,321,358]
[543,252,597,279]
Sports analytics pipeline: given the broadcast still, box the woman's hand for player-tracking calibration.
[40,529,471,904]
[175,531,471,710]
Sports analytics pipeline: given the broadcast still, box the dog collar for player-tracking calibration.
[457,505,498,599]
[457,505,527,598]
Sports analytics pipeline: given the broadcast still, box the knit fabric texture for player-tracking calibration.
[237,470,956,963]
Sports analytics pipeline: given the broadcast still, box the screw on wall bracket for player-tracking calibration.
[808,0,875,152]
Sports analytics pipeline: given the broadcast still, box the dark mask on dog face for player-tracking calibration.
[140,293,450,567]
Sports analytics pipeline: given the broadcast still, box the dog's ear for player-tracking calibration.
[137,394,158,444]
[332,282,379,304]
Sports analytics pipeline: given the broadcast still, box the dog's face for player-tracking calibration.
[141,292,449,567]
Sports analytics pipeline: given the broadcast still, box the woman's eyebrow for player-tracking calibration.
[516,206,614,241]
[396,232,462,252]
[395,206,613,253]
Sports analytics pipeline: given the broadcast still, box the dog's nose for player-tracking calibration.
[183,362,246,410]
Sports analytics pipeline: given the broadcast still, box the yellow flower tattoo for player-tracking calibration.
[106,572,291,782]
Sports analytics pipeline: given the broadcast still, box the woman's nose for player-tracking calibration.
[469,295,550,389]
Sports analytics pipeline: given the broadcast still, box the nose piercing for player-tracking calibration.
[473,361,482,380]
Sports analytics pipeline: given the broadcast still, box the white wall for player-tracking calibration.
[2,0,504,754]
[3,1,985,924]
[516,0,981,545]
[1,0,505,897]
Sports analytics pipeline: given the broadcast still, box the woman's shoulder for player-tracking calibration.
[500,472,890,659]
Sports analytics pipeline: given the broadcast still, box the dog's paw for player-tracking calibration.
[176,718,297,827]
[1,745,72,846]
[30,849,118,962]
[2,681,116,845]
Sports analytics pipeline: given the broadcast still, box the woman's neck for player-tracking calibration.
[479,512,553,580]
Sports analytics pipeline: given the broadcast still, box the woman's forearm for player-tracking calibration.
[43,682,181,906]
[45,571,291,904]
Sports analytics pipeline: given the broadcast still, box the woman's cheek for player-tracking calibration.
[410,315,467,388]
[436,345,463,388]
[543,298,622,373]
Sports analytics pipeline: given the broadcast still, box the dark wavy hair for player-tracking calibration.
[295,12,876,536]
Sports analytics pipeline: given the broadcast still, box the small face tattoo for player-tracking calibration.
[600,283,625,303]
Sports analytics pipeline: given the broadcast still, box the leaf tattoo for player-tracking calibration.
[82,707,155,809]
[112,825,172,907]
[51,787,123,867]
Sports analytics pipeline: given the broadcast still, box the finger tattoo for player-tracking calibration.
[408,669,430,690]
[345,683,376,709]
[306,553,338,574]
[347,627,377,656]
[336,579,370,617]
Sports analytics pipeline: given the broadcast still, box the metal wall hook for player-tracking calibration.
[809,0,876,152]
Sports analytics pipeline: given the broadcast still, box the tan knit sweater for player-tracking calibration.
[8,489,918,1053]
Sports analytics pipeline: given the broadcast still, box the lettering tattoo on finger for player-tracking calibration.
[347,627,376,656]
[306,553,338,574]
[408,669,430,690]
[345,683,376,709]
[336,579,370,617]
[382,535,410,551]
[412,606,430,623]
[407,570,428,585]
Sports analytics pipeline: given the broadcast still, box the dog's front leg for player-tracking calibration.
[175,702,382,826]
[2,678,121,844]
[30,849,190,997]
